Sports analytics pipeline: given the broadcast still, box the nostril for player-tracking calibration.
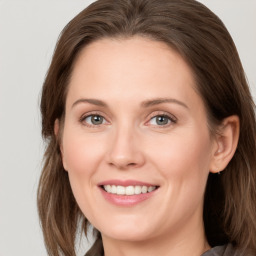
[128,163,136,166]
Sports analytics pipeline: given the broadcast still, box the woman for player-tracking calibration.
[37,0,256,255]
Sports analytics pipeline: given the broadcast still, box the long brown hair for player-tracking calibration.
[38,0,256,255]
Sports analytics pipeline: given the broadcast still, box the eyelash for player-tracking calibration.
[146,111,177,128]
[79,111,177,128]
[79,111,109,128]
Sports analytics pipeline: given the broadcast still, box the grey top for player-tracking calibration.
[202,244,249,256]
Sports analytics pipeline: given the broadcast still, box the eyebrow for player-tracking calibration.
[141,98,189,109]
[72,98,107,108]
[71,97,188,109]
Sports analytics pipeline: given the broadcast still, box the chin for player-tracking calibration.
[95,218,156,242]
[102,228,152,242]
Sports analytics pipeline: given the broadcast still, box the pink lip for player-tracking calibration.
[98,180,159,207]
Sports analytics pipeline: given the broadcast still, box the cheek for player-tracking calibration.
[62,129,104,174]
[61,129,104,198]
[61,129,107,221]
[155,127,212,176]
[150,128,212,204]
[142,130,213,232]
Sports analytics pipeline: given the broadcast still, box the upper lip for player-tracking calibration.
[98,179,159,187]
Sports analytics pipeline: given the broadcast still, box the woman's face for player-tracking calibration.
[60,37,218,242]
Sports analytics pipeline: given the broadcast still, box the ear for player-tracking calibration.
[54,119,60,137]
[210,115,240,173]
[54,119,68,171]
[54,119,63,153]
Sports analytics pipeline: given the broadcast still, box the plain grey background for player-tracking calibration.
[0,1,255,255]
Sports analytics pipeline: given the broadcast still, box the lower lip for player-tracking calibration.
[99,188,157,206]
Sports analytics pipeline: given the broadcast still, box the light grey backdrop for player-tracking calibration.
[0,1,255,255]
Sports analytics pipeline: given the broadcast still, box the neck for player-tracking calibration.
[102,212,210,256]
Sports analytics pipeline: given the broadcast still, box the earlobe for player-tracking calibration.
[210,115,240,173]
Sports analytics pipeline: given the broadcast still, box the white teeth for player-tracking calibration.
[141,186,147,194]
[103,185,157,195]
[111,185,117,194]
[126,186,134,195]
[134,185,142,194]
[105,185,111,193]
[147,186,155,192]
[116,185,125,195]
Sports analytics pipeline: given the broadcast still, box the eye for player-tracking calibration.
[147,114,176,127]
[81,114,107,126]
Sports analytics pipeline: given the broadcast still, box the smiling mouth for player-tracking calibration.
[101,185,159,196]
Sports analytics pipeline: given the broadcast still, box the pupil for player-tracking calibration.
[92,115,103,125]
[157,116,168,125]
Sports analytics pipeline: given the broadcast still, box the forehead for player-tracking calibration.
[66,36,201,110]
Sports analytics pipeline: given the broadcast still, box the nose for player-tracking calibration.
[106,125,145,170]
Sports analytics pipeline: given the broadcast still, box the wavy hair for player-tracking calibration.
[38,0,256,255]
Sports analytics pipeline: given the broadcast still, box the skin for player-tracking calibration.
[57,37,239,256]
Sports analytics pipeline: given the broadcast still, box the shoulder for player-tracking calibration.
[201,244,252,256]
